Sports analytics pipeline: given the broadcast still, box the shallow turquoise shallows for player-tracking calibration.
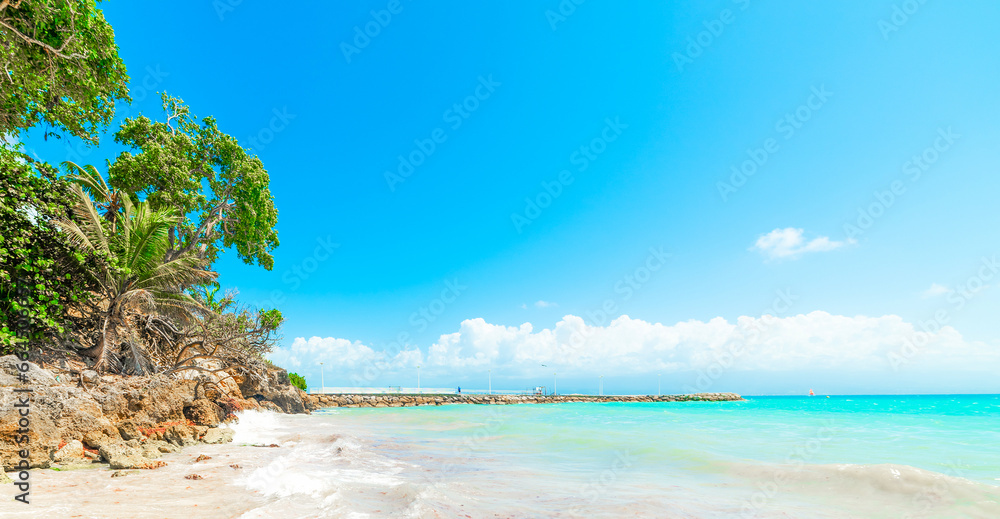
[195,395,1000,518]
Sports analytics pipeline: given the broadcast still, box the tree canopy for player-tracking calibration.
[0,0,130,142]
[108,94,279,270]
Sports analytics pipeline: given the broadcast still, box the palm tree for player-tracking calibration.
[56,180,216,374]
[62,161,125,231]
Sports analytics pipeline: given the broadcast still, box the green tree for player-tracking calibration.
[56,178,216,373]
[288,372,307,392]
[108,94,279,270]
[0,145,96,354]
[0,0,130,142]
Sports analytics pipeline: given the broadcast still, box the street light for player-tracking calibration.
[319,362,324,394]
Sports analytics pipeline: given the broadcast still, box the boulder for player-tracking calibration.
[81,370,99,385]
[259,400,282,413]
[202,428,234,445]
[51,440,85,463]
[117,421,142,441]
[164,424,197,447]
[0,355,57,387]
[98,442,163,470]
[184,398,223,427]
[82,430,119,450]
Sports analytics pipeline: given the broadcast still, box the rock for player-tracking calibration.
[184,399,223,427]
[110,470,136,477]
[202,427,234,445]
[164,424,197,447]
[81,370,99,385]
[98,442,163,470]
[51,440,85,463]
[141,445,162,459]
[83,430,116,450]
[117,421,142,441]
[184,474,203,480]
[259,400,282,413]
[194,454,212,462]
[0,355,57,387]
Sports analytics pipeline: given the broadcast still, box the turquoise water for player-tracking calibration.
[28,396,999,518]
[307,395,1000,517]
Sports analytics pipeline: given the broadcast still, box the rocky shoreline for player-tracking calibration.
[1,351,742,477]
[303,392,743,410]
[0,355,309,475]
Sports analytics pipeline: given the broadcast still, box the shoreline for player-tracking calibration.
[303,391,743,409]
[0,355,311,476]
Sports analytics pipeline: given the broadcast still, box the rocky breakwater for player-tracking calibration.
[303,392,743,410]
[0,355,309,475]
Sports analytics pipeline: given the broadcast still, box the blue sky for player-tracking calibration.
[21,0,1000,394]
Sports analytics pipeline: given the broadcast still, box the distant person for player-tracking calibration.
[457,386,461,394]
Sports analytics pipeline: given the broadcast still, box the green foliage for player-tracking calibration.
[288,372,307,391]
[108,94,279,270]
[0,144,96,354]
[56,176,217,372]
[0,0,130,142]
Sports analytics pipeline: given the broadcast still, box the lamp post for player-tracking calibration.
[488,369,492,395]
[417,365,421,394]
[319,362,324,394]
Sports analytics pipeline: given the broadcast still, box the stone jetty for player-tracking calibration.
[303,392,742,410]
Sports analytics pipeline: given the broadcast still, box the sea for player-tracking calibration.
[15,395,1000,518]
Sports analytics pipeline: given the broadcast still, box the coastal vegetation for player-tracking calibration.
[289,372,307,392]
[0,0,284,389]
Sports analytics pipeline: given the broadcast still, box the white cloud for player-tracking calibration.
[275,313,998,381]
[534,300,558,308]
[922,283,950,298]
[751,228,854,260]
